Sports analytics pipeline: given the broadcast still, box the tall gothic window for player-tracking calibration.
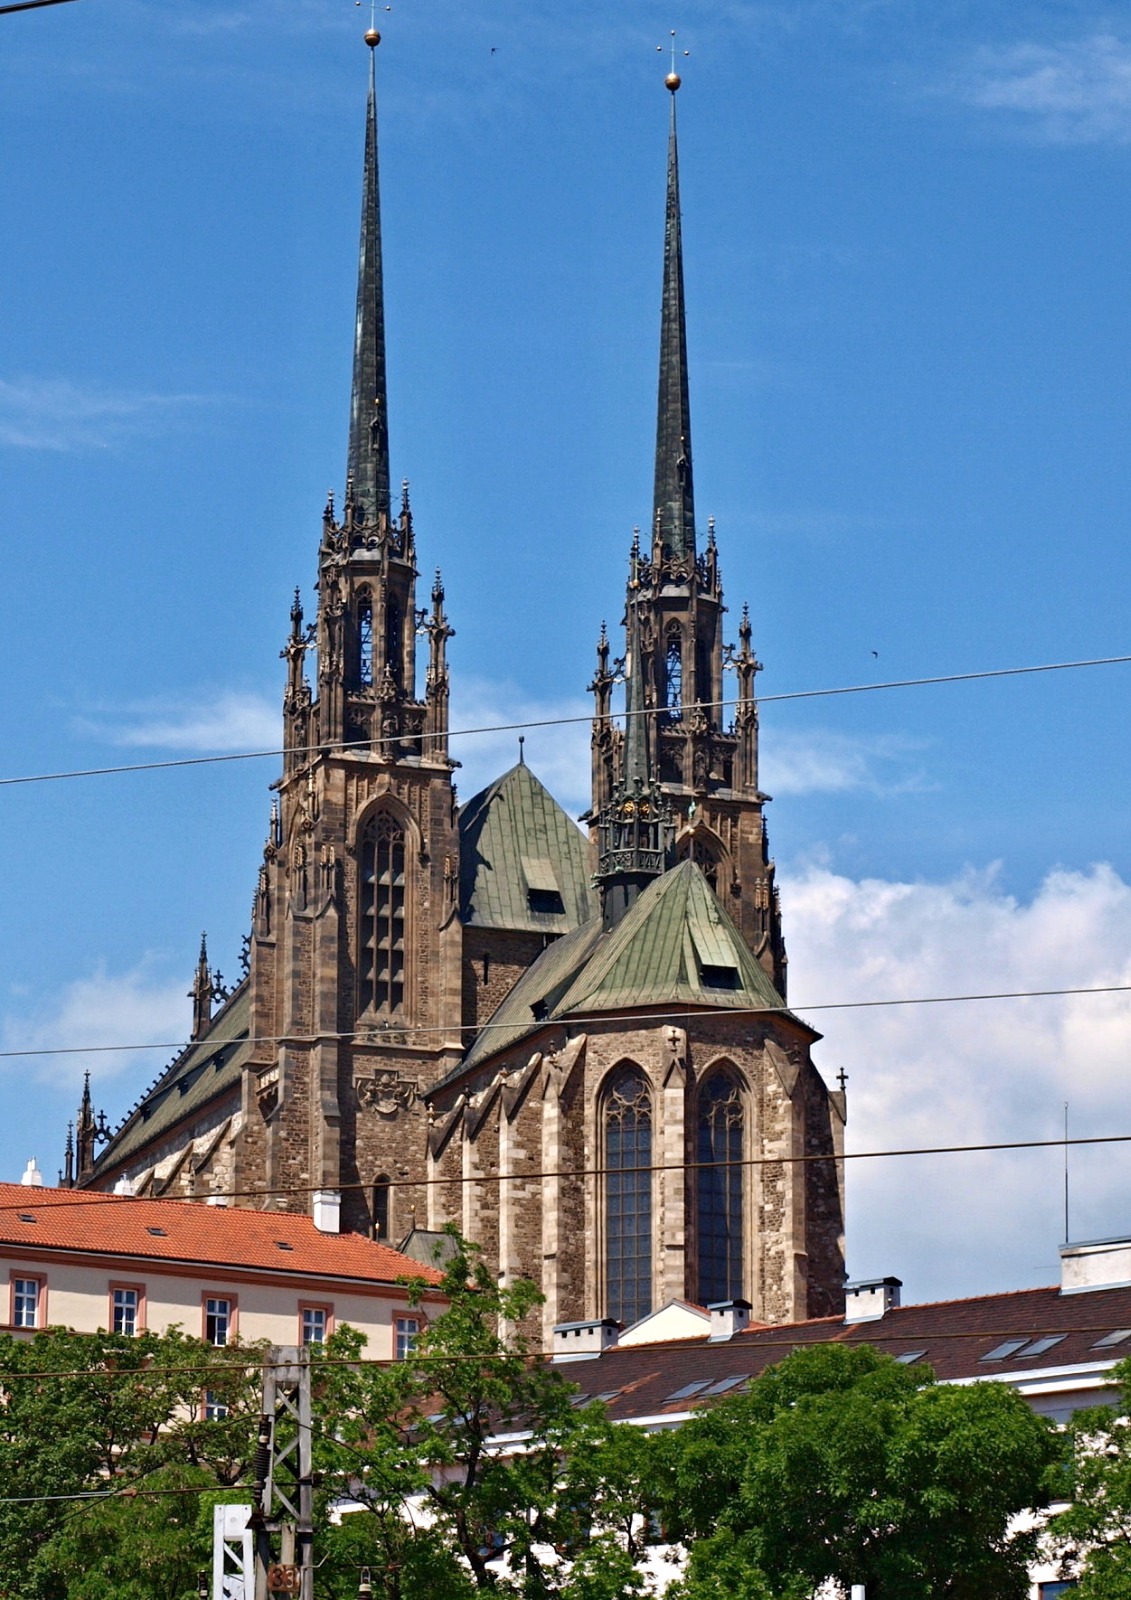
[678,834,720,892]
[358,594,374,688]
[697,1071,744,1305]
[664,631,683,720]
[604,1065,653,1326]
[386,596,402,687]
[359,811,406,1015]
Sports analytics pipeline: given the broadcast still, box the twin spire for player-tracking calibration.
[653,80,696,564]
[347,31,391,522]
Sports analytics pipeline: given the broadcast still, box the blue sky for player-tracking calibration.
[3,0,1131,1303]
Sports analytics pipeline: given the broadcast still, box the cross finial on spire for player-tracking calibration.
[657,28,689,92]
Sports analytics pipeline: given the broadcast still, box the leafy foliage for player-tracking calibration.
[655,1342,1063,1600]
[1049,1354,1131,1597]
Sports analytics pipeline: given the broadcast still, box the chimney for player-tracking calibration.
[551,1318,620,1362]
[1060,1236,1131,1294]
[20,1158,44,1188]
[844,1276,902,1324]
[707,1298,752,1341]
[312,1190,341,1234]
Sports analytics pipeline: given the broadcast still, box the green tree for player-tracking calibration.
[1049,1353,1131,1598]
[0,1326,264,1600]
[654,1342,1063,1600]
[313,1230,650,1599]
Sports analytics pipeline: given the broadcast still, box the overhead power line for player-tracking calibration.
[6,1128,1131,1216]
[3,979,1129,1061]
[0,0,80,13]
[1,651,1128,789]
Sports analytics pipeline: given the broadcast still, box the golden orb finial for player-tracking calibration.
[665,71,681,92]
[365,26,380,47]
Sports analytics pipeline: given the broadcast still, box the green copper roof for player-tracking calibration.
[459,762,597,934]
[93,982,249,1175]
[557,859,786,1015]
[449,860,798,1087]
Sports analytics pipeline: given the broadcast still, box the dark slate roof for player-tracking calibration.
[452,860,803,1084]
[92,982,249,1175]
[459,763,597,934]
[556,1282,1131,1426]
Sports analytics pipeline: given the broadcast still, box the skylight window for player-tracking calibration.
[276,1240,294,1251]
[17,1213,36,1224]
[592,1390,622,1403]
[895,1350,928,1365]
[981,1339,1030,1362]
[1020,1335,1065,1359]
[665,1380,712,1401]
[146,1226,167,1237]
[1093,1329,1131,1349]
[699,1374,748,1396]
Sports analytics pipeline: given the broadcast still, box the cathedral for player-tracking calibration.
[72,34,847,1345]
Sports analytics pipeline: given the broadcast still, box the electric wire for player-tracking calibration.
[1,651,1129,789]
[3,979,1131,1063]
[4,1128,1131,1217]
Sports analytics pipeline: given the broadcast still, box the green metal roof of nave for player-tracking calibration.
[458,761,597,934]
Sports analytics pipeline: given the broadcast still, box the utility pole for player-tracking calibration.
[251,1346,314,1600]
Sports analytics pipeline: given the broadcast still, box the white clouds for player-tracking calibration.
[783,859,1131,1300]
[956,33,1131,145]
[0,377,212,452]
[77,691,279,753]
[1,961,188,1093]
[762,728,928,796]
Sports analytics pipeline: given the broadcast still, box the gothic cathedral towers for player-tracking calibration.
[85,43,845,1334]
[238,33,462,1237]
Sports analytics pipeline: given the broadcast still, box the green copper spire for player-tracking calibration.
[652,80,696,565]
[347,31,391,521]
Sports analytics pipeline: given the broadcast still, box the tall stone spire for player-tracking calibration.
[347,29,391,522]
[652,74,695,566]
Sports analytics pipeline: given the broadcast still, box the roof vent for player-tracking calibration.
[19,1158,44,1188]
[551,1318,620,1362]
[1060,1236,1131,1294]
[844,1276,902,1324]
[707,1299,752,1341]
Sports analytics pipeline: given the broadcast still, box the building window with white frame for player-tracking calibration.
[204,1392,228,1421]
[112,1286,140,1336]
[395,1315,420,1360]
[300,1305,328,1346]
[12,1277,39,1329]
[205,1296,231,1347]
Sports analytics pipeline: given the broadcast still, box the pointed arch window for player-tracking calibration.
[604,1065,653,1326]
[359,811,406,1016]
[386,596,402,688]
[697,1071,744,1305]
[664,629,683,721]
[358,594,374,688]
[373,1175,391,1241]
[677,833,720,893]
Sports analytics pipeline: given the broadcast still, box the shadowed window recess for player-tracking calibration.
[697,1070,744,1305]
[604,1065,653,1326]
[360,811,407,1016]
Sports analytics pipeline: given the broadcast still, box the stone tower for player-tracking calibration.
[236,32,462,1237]
[588,82,786,994]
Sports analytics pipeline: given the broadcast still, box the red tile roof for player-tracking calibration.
[0,1183,443,1287]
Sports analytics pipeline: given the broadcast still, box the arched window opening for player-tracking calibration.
[373,1176,391,1241]
[358,595,374,688]
[664,631,683,721]
[697,1072,744,1305]
[604,1066,653,1326]
[359,811,406,1016]
[678,834,720,892]
[386,597,402,687]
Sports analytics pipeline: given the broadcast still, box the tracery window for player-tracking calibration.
[386,596,402,687]
[696,1071,744,1305]
[359,812,406,1016]
[604,1065,653,1326]
[677,833,720,892]
[358,594,374,687]
[664,630,683,720]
